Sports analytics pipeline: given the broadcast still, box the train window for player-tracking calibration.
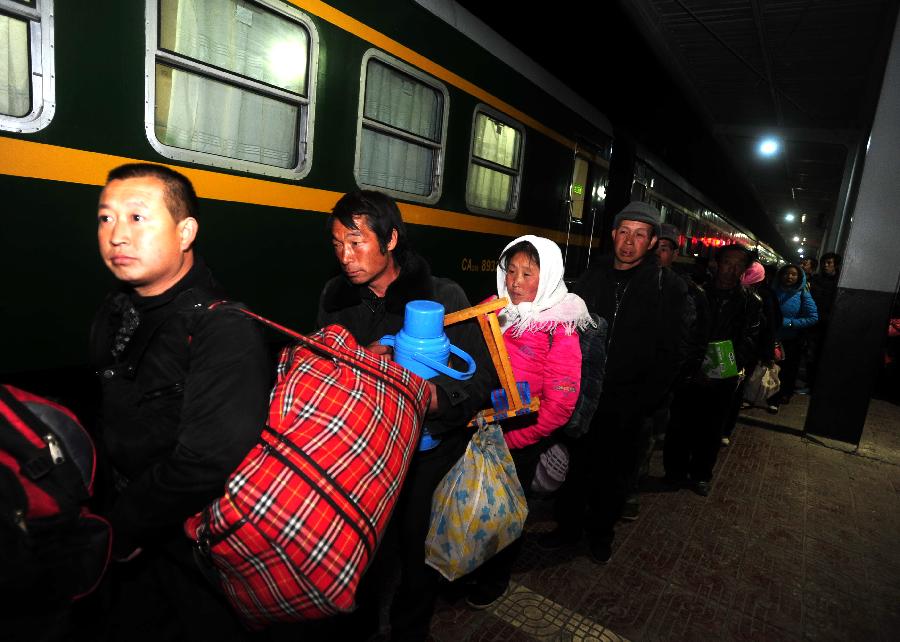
[355,51,448,203]
[0,0,55,132]
[145,0,318,179]
[465,106,524,218]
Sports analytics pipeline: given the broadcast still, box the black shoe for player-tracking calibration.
[536,527,580,550]
[588,538,612,564]
[692,481,711,497]
[465,581,508,609]
[620,497,640,521]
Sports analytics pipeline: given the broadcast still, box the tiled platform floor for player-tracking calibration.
[429,420,900,641]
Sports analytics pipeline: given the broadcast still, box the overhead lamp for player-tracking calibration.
[793,236,800,242]
[758,137,780,157]
[785,213,796,222]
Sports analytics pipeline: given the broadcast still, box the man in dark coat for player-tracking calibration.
[317,190,494,640]
[90,164,270,640]
[807,252,841,389]
[541,202,688,562]
[664,244,762,495]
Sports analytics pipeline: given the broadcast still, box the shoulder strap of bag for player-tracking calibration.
[216,304,426,408]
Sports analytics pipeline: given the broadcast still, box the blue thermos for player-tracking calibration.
[380,300,477,451]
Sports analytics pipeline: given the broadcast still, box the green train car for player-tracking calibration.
[0,0,775,386]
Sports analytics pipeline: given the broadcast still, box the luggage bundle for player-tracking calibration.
[185,318,431,628]
[0,385,111,604]
[425,418,527,581]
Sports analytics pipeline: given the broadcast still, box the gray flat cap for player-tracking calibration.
[613,201,661,237]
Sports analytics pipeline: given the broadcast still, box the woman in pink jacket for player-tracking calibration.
[466,234,592,609]
[496,236,591,450]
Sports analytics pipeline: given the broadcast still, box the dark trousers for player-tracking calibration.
[386,429,470,641]
[554,403,646,546]
[634,393,672,484]
[469,439,544,590]
[664,378,738,482]
[776,337,803,400]
[722,366,753,438]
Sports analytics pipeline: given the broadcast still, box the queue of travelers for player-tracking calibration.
[21,163,841,641]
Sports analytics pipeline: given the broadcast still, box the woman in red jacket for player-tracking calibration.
[466,234,593,608]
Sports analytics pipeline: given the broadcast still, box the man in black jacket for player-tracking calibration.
[91,164,270,640]
[317,190,494,640]
[664,244,762,495]
[807,252,841,389]
[541,202,688,562]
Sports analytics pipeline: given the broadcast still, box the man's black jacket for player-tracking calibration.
[573,255,688,414]
[90,260,270,555]
[809,273,838,326]
[317,251,495,435]
[705,284,763,372]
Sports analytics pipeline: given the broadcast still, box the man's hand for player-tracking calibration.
[367,341,393,359]
[426,382,439,414]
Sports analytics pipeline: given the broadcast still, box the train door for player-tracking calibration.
[562,155,605,280]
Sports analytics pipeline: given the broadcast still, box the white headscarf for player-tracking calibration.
[496,235,594,337]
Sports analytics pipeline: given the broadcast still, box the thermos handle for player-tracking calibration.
[413,346,476,380]
[376,336,476,381]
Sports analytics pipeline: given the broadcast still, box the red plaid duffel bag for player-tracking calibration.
[184,312,430,627]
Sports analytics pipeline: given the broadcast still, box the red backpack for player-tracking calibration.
[184,312,430,628]
[0,385,111,605]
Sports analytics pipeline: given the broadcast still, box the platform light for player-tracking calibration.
[793,236,800,242]
[784,213,796,222]
[758,137,780,157]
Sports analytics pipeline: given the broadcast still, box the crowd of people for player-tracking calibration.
[32,163,847,640]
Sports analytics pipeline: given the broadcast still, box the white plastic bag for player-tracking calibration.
[425,421,528,581]
[743,363,780,407]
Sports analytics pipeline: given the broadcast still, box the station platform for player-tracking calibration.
[429,400,900,641]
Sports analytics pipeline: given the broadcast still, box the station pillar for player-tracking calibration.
[805,14,900,444]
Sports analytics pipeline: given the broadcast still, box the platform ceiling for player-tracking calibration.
[455,0,898,259]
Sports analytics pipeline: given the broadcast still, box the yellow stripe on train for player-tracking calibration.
[0,137,595,246]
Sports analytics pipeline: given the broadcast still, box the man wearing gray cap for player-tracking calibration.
[540,201,688,562]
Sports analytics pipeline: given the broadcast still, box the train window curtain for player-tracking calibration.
[0,14,31,117]
[466,110,523,217]
[358,59,444,197]
[154,0,309,169]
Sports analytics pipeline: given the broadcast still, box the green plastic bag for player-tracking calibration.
[425,420,528,581]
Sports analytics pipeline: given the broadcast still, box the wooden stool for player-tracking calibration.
[443,297,540,426]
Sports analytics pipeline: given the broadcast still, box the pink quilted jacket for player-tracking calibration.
[503,326,581,449]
